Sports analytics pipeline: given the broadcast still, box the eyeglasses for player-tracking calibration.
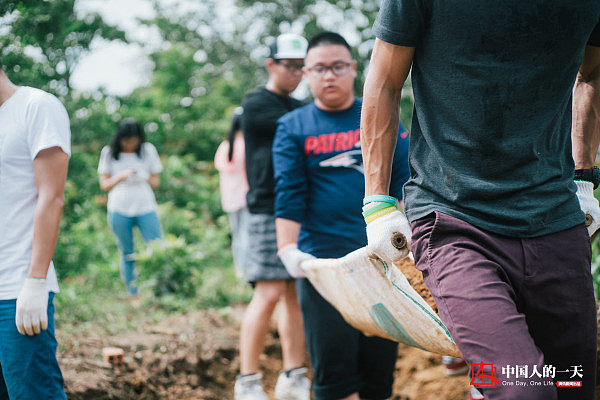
[276,60,304,73]
[306,62,352,77]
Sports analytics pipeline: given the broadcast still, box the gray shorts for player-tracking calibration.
[245,212,291,283]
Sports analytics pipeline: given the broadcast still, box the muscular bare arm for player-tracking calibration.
[572,45,600,169]
[361,39,415,196]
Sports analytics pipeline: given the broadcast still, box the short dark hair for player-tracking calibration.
[307,32,351,53]
[109,118,145,160]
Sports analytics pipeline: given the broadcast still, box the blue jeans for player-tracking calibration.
[108,211,163,295]
[0,293,66,400]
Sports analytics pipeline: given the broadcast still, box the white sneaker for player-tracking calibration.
[234,373,270,400]
[274,367,311,400]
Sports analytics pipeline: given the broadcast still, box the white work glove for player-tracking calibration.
[363,196,412,263]
[15,278,49,336]
[277,243,315,278]
[575,180,600,237]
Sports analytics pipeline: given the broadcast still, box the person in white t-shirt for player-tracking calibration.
[98,118,163,301]
[0,59,70,399]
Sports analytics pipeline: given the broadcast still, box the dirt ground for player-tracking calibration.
[58,274,600,400]
[58,259,600,400]
[59,303,473,400]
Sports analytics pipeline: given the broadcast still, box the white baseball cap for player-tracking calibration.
[269,33,308,60]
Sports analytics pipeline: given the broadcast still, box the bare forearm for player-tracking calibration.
[572,73,600,168]
[29,191,64,279]
[572,46,600,169]
[275,218,301,249]
[361,76,402,195]
[148,173,160,189]
[99,174,125,192]
[31,147,69,279]
[361,40,414,196]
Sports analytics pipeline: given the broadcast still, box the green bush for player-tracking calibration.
[136,193,236,298]
[155,155,223,220]
[54,201,116,278]
[136,235,202,297]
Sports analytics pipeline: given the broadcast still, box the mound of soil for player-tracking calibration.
[59,305,471,400]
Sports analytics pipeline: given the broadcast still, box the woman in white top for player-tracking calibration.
[98,118,163,299]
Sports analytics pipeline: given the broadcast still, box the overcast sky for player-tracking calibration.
[71,0,240,96]
[70,0,159,96]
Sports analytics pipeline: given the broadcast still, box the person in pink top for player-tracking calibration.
[215,109,250,279]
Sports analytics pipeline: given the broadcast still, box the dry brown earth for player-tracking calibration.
[60,305,473,399]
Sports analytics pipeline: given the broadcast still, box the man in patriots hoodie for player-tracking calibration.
[273,32,410,400]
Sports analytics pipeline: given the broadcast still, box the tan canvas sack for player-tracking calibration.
[301,246,461,358]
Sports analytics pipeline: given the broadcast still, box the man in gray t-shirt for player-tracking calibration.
[360,2,600,399]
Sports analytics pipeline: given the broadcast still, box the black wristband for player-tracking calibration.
[574,166,600,190]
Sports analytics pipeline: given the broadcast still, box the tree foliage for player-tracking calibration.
[0,0,415,298]
[2,0,413,160]
[1,0,126,95]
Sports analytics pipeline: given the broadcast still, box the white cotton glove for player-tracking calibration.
[363,197,412,263]
[575,180,600,237]
[277,243,315,278]
[15,278,49,336]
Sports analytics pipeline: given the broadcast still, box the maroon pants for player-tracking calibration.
[411,212,597,400]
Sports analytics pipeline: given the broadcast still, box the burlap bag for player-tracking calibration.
[301,247,461,357]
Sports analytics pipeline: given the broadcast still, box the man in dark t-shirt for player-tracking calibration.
[234,33,311,400]
[361,2,600,400]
